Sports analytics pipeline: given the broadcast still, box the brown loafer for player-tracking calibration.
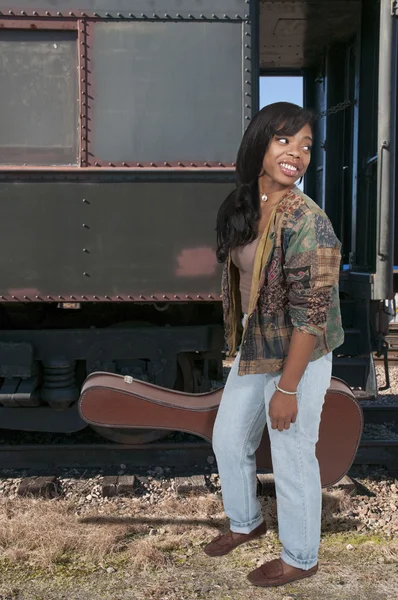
[247,558,318,587]
[203,521,266,557]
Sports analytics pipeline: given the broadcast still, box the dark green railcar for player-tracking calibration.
[0,1,396,438]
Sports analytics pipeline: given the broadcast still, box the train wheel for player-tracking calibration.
[91,426,170,444]
[91,351,197,445]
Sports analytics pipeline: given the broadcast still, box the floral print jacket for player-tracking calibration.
[222,186,344,375]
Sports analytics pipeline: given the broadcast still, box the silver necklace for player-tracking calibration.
[261,193,268,202]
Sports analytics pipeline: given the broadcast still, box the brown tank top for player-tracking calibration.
[231,237,261,314]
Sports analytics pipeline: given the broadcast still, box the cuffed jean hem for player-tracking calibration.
[281,548,318,570]
[230,514,264,534]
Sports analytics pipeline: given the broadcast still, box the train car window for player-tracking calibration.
[0,30,78,166]
[88,21,243,165]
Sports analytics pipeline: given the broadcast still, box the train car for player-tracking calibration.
[0,0,396,442]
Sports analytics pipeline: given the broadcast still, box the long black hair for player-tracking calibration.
[216,102,315,263]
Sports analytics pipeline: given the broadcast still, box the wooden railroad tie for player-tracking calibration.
[102,475,136,497]
[174,475,208,495]
[18,476,60,499]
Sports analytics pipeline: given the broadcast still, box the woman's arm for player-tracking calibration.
[269,329,316,431]
[269,211,341,432]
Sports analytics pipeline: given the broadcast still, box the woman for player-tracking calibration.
[204,102,344,588]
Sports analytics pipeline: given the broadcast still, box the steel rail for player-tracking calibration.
[373,326,398,364]
[0,441,212,472]
[361,404,398,424]
[355,440,398,475]
[0,438,397,474]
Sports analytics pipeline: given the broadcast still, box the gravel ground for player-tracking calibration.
[0,464,397,600]
[0,464,397,535]
[371,365,398,405]
[363,423,398,440]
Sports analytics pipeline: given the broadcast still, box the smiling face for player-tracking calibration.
[260,123,313,193]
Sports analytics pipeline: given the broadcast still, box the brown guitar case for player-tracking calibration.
[79,373,363,488]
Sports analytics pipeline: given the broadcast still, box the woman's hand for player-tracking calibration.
[268,328,317,432]
[269,390,298,431]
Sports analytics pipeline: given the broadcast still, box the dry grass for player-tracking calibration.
[128,538,172,571]
[0,486,397,599]
[0,487,370,572]
[0,492,225,572]
[0,498,127,569]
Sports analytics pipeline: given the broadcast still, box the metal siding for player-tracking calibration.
[0,181,233,299]
[324,42,356,265]
[89,21,243,164]
[324,44,346,241]
[302,67,317,201]
[0,1,248,19]
[374,0,397,299]
[259,0,359,70]
[0,30,78,165]
[312,63,327,210]
[355,0,379,272]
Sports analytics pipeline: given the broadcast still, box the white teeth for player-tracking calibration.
[280,163,297,172]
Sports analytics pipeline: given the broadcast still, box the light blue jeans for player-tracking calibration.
[212,344,332,570]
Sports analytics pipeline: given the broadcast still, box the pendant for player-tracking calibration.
[261,193,268,202]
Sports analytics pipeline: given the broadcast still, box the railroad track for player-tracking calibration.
[385,325,398,364]
[374,322,398,365]
[0,404,396,475]
[359,405,398,476]
[0,438,397,476]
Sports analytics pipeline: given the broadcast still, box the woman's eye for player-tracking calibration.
[302,145,312,152]
[276,137,288,144]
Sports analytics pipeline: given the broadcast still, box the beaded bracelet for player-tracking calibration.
[274,381,297,396]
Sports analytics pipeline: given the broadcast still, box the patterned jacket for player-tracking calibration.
[222,186,344,375]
